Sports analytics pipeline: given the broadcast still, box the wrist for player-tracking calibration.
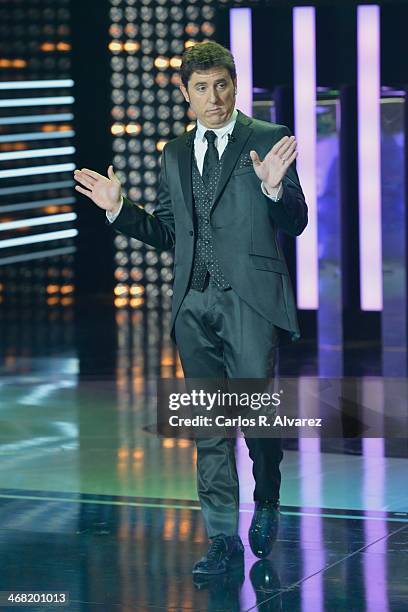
[108,195,123,215]
[264,182,280,194]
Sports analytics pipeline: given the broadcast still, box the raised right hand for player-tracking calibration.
[74,165,122,214]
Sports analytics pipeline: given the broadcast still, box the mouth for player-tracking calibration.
[207,108,223,114]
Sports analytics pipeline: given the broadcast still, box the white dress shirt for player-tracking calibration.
[107,109,282,223]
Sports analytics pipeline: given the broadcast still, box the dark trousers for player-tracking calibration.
[174,281,283,538]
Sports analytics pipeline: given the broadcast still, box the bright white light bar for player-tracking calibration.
[0,131,74,143]
[357,5,382,310]
[0,163,75,179]
[0,246,76,267]
[0,229,78,249]
[0,180,74,196]
[0,96,74,108]
[293,6,318,309]
[0,146,75,161]
[229,8,253,116]
[0,79,74,90]
[0,213,76,232]
[1,197,75,214]
[0,113,73,125]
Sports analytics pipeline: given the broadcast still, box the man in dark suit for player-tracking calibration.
[74,42,307,576]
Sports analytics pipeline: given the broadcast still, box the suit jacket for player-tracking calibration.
[111,110,308,343]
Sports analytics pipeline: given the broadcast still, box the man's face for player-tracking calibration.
[180,67,236,129]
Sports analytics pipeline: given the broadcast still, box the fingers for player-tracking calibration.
[270,135,295,157]
[74,185,93,199]
[250,150,262,165]
[285,150,298,166]
[278,140,297,164]
[107,165,119,182]
[79,168,101,180]
[74,171,96,190]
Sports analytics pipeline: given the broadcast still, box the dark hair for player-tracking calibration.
[180,42,236,88]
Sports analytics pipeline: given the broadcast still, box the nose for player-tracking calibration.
[208,86,219,104]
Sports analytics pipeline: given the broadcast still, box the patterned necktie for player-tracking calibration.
[202,130,218,187]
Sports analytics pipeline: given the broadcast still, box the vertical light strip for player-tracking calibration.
[357,5,382,310]
[229,8,253,117]
[293,7,318,309]
[299,378,324,612]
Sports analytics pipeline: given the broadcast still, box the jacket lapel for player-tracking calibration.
[211,110,253,212]
[176,111,253,218]
[177,127,195,220]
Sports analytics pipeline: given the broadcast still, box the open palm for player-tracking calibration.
[74,165,122,214]
[250,135,297,191]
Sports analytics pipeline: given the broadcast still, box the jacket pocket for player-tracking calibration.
[232,166,254,176]
[249,254,288,274]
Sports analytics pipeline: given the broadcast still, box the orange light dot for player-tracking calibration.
[111,123,125,135]
[47,297,59,306]
[170,56,182,68]
[125,123,141,135]
[123,41,140,53]
[154,56,169,69]
[130,297,144,309]
[156,139,168,152]
[114,297,128,308]
[57,42,71,51]
[46,284,59,294]
[109,41,123,52]
[114,284,128,296]
[61,284,74,295]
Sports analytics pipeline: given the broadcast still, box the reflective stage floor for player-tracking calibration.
[0,310,407,611]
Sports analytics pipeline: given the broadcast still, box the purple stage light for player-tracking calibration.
[229,8,253,117]
[357,5,382,311]
[293,7,318,309]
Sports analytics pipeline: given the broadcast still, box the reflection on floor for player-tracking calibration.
[0,493,406,611]
[0,307,407,611]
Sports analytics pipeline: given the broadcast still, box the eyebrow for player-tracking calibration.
[194,78,228,86]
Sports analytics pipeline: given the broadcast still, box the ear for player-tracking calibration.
[179,83,190,104]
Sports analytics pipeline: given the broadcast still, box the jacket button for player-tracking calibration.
[189,230,194,236]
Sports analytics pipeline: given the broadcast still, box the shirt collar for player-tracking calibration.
[196,109,238,142]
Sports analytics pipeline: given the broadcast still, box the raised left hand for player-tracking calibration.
[250,135,298,192]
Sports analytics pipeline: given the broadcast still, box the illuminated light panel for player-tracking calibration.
[0,96,74,108]
[0,213,76,232]
[0,163,75,179]
[0,131,74,143]
[357,5,382,310]
[2,197,75,214]
[293,6,318,309]
[0,229,78,249]
[0,146,75,161]
[0,113,74,125]
[0,181,74,196]
[0,79,74,89]
[0,246,76,267]
[229,8,252,117]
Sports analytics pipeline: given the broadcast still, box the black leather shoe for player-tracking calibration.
[192,534,244,575]
[248,501,280,558]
